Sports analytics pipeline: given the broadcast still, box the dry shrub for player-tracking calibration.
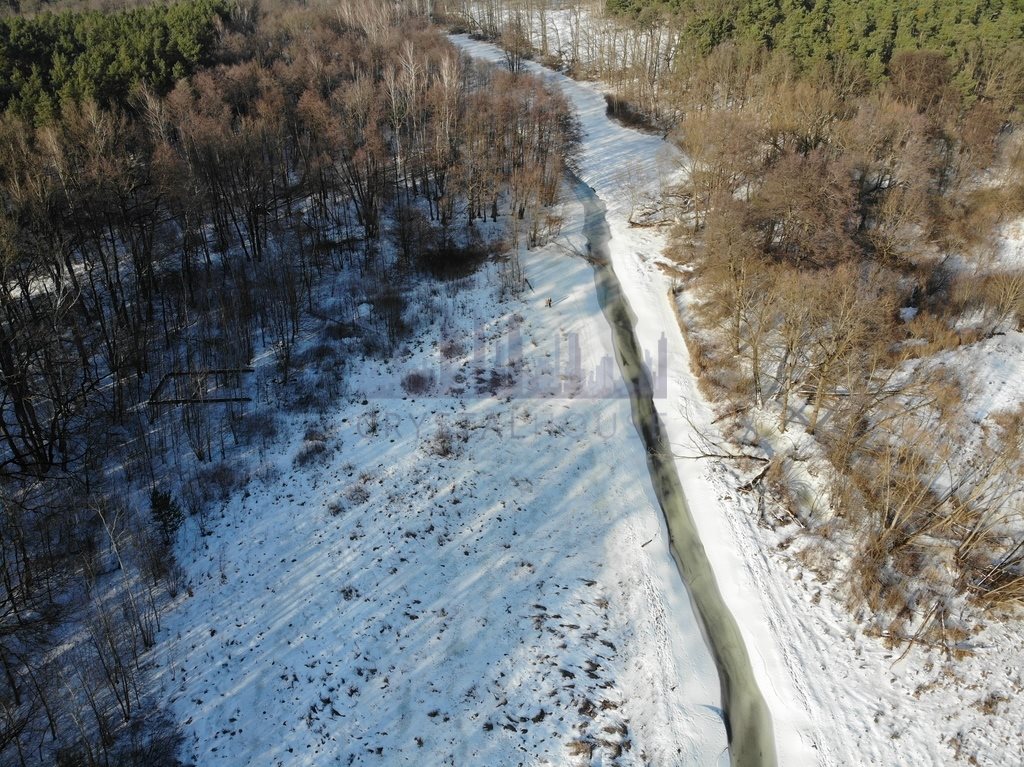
[948,187,1006,250]
[324,321,359,340]
[294,425,330,467]
[604,93,659,132]
[702,348,749,403]
[419,240,489,279]
[401,370,435,395]
[992,403,1024,460]
[440,338,464,359]
[135,526,186,598]
[762,455,823,527]
[344,483,370,505]
[198,461,244,503]
[304,425,328,442]
[537,52,562,70]
[565,739,594,758]
[236,411,279,447]
[949,269,1024,334]
[928,375,966,422]
[426,423,460,457]
[973,571,1024,612]
[287,377,342,414]
[901,311,980,356]
[974,690,1010,715]
[836,439,983,647]
[444,17,472,35]
[982,271,1024,332]
[682,324,712,378]
[669,287,734,402]
[301,342,339,366]
[62,716,185,767]
[791,540,837,584]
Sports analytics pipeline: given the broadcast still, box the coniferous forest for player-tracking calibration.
[606,0,1024,88]
[0,0,230,119]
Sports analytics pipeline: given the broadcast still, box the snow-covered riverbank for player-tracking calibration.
[448,34,816,767]
[451,32,1024,767]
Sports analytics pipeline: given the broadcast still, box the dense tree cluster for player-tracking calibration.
[441,0,1024,129]
[0,0,231,121]
[0,2,575,763]
[607,0,1024,93]
[664,24,1024,644]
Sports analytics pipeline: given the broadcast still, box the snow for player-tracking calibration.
[458,1,678,82]
[451,33,1024,767]
[152,189,731,764]
[448,36,815,765]
[941,333,1024,425]
[992,216,1024,271]
[147,26,1024,767]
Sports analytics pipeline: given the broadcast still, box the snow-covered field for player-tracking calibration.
[451,34,1024,767]
[152,188,733,765]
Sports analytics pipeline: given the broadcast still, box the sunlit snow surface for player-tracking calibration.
[153,182,729,764]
